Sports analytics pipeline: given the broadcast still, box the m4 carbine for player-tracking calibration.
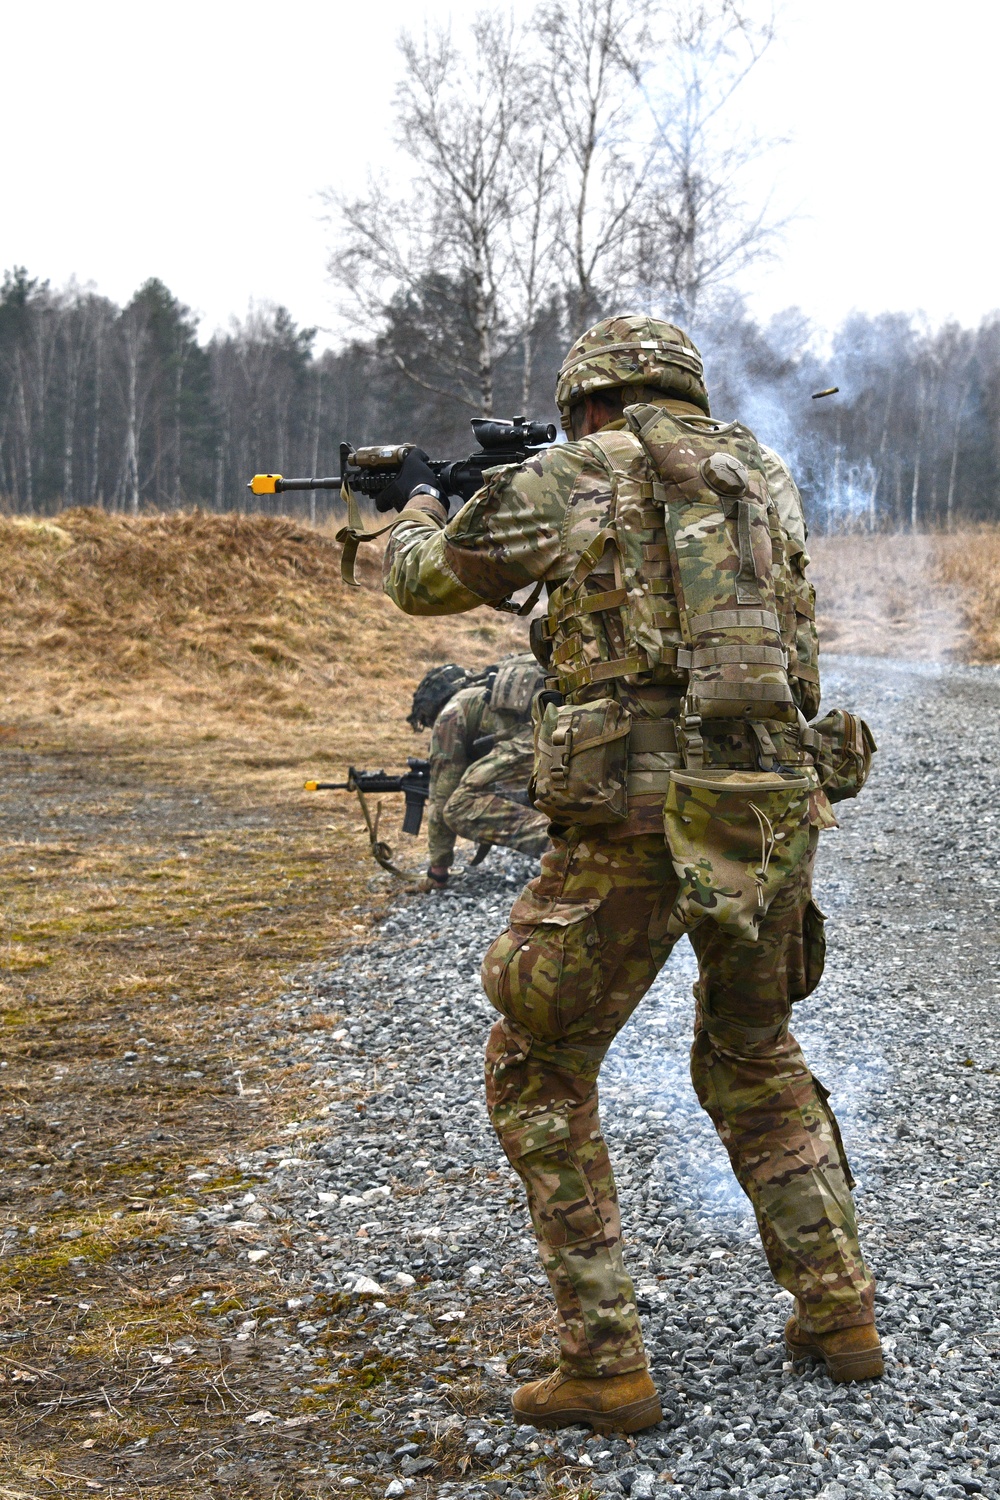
[305,758,430,837]
[248,415,557,507]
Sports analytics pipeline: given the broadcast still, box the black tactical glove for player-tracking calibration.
[375,448,445,513]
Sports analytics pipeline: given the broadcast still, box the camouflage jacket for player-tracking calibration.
[428,686,534,867]
[384,399,820,721]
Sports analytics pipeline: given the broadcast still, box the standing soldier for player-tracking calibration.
[407,657,551,887]
[376,316,881,1433]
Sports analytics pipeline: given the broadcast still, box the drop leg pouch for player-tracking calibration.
[663,769,814,941]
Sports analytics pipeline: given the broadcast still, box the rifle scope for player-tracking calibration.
[471,416,557,451]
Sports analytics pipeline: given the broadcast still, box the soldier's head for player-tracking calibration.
[407,663,471,731]
[555,314,710,439]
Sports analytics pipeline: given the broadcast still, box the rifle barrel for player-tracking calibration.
[276,477,343,492]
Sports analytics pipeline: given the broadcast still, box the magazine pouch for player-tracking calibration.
[808,709,877,803]
[530,696,630,825]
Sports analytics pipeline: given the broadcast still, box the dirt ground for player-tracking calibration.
[0,511,527,1498]
[0,511,984,1497]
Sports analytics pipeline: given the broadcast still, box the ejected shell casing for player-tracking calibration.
[811,387,839,399]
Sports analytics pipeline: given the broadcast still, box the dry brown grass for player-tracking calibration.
[808,530,966,660]
[934,525,1000,661]
[0,506,523,752]
[0,508,529,1496]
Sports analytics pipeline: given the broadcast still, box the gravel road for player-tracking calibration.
[232,656,1000,1500]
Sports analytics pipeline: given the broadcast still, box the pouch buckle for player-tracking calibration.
[550,723,574,785]
[680,713,705,770]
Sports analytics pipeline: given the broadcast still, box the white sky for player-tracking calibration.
[5,0,997,345]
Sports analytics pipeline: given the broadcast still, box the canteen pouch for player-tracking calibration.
[809,709,877,803]
[531,696,630,825]
[663,768,814,941]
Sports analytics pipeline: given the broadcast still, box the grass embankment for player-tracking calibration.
[0,508,527,1496]
[935,527,1000,660]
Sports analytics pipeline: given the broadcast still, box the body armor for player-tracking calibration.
[531,404,836,940]
[537,404,818,770]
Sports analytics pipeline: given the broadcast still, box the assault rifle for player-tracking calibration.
[305,759,430,879]
[248,414,557,508]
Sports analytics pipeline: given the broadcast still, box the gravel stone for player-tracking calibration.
[249,657,1000,1495]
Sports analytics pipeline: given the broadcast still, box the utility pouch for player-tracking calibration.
[663,768,814,941]
[809,710,877,803]
[530,696,630,825]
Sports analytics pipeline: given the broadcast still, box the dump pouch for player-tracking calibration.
[662,768,814,941]
[809,710,877,803]
[531,696,630,825]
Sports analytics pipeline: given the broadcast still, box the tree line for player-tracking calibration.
[1,0,997,531]
[2,263,998,533]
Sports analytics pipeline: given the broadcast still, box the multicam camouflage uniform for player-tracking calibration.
[427,676,551,870]
[382,315,875,1379]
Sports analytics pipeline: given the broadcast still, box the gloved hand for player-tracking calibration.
[375,448,445,513]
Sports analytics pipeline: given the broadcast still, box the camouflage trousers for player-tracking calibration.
[442,734,550,861]
[481,827,875,1378]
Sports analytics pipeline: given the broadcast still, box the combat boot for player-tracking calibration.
[784,1316,884,1382]
[512,1367,662,1434]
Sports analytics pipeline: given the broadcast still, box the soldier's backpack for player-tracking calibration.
[532,403,873,940]
[489,654,546,717]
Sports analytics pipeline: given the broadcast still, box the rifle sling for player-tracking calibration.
[336,481,437,586]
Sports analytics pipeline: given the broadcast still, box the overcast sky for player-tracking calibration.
[5,0,996,345]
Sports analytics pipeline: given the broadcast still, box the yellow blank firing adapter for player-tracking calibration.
[250,473,282,495]
[303,780,319,792]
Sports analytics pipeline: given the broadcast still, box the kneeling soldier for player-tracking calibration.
[380,316,882,1432]
[408,657,551,887]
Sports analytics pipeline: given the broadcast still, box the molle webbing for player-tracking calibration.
[541,414,799,725]
[690,608,780,634]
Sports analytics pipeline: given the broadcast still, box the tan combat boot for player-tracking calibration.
[784,1316,884,1382]
[512,1367,662,1434]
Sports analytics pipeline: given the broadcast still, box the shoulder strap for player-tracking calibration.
[578,428,646,475]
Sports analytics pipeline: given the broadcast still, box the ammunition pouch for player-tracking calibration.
[806,710,877,804]
[530,696,630,825]
[662,767,816,941]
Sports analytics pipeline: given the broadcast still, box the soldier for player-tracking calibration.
[375,315,882,1434]
[408,657,551,887]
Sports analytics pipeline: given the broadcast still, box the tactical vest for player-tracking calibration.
[539,404,810,770]
[527,409,874,939]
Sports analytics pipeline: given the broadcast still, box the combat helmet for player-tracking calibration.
[407,663,471,731]
[554,314,710,434]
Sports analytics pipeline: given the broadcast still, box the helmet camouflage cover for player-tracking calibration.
[407,663,472,731]
[554,314,710,433]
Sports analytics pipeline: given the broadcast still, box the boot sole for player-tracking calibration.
[785,1336,884,1383]
[513,1393,663,1435]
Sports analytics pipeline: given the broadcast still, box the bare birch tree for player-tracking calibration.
[326,14,539,413]
[536,0,654,328]
[633,1,782,325]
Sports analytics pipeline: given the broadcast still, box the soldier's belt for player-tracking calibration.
[628,751,680,797]
[693,680,794,704]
